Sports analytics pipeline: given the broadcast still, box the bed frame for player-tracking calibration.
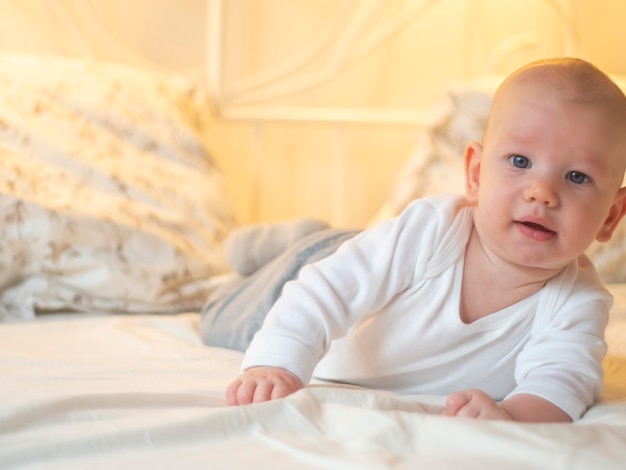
[205,0,579,226]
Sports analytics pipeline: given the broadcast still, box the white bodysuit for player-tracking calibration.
[242,195,611,420]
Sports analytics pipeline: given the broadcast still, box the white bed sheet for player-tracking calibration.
[2,287,626,470]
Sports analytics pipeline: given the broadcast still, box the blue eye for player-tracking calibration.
[567,171,589,184]
[510,155,530,168]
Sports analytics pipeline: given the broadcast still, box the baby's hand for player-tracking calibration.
[226,366,303,405]
[442,389,513,421]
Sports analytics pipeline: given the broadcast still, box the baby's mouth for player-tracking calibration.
[520,221,553,233]
[516,219,557,241]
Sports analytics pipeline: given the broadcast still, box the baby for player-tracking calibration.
[210,58,626,422]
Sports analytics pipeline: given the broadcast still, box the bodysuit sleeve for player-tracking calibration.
[241,195,470,385]
[507,256,611,421]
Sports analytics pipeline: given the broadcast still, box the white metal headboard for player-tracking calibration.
[206,0,577,124]
[205,0,578,224]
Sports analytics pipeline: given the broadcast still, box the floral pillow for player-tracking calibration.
[0,53,238,321]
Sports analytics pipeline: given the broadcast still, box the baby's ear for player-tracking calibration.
[596,187,626,242]
[464,141,482,203]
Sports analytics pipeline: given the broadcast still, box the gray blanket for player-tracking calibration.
[200,228,359,351]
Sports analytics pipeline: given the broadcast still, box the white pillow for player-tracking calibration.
[370,86,491,223]
[374,82,626,283]
[0,53,238,321]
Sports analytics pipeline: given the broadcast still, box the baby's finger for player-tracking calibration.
[453,401,481,418]
[225,379,243,406]
[252,380,275,403]
[443,390,472,416]
[234,379,259,405]
[270,380,298,400]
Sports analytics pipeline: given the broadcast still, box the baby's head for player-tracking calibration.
[486,58,626,177]
[465,58,626,272]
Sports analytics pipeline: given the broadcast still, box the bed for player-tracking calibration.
[2,299,625,469]
[2,1,626,469]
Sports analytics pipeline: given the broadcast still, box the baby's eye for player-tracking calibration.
[567,171,590,184]
[509,155,530,169]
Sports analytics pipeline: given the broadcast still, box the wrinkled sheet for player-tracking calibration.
[2,285,626,470]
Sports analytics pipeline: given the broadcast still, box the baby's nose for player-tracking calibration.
[523,179,559,207]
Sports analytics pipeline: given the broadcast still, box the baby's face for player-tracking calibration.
[466,80,626,272]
